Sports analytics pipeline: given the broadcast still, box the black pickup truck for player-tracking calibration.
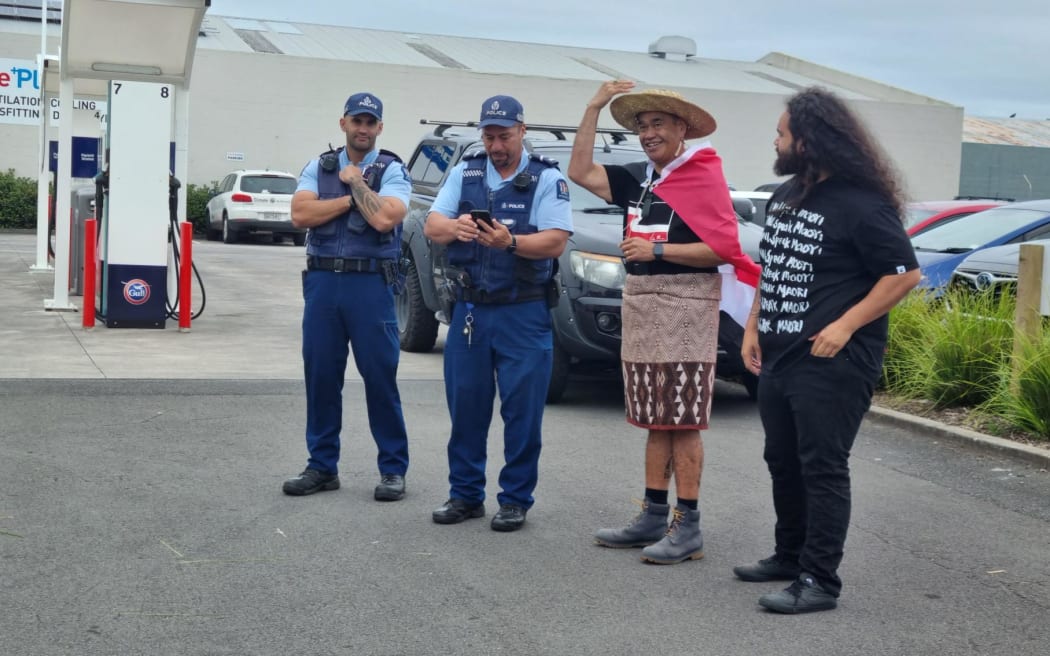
[397,120,762,402]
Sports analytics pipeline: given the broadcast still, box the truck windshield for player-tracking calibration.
[538,146,642,212]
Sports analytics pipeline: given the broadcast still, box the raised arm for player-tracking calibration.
[567,80,636,203]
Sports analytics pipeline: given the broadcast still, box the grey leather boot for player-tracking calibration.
[594,498,670,548]
[640,503,703,564]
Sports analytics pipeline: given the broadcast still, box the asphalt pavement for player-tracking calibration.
[2,232,1049,656]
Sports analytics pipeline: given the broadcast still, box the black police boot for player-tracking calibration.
[282,468,340,496]
[374,473,406,501]
[432,498,485,524]
[491,504,528,532]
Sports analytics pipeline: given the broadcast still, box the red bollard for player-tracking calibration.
[82,218,96,329]
[179,221,193,332]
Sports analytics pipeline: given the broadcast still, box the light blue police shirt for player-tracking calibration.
[297,148,411,207]
[430,150,573,233]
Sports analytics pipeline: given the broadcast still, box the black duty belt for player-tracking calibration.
[458,286,546,305]
[306,256,386,273]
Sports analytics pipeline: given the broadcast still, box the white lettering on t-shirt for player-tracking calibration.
[758,204,828,335]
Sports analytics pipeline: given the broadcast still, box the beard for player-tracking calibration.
[773,146,802,176]
[347,136,376,155]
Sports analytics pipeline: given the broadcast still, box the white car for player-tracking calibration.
[205,170,304,245]
[730,190,773,226]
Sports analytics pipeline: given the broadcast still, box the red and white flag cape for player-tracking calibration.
[652,143,761,327]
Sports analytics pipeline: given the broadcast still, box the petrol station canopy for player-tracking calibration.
[60,0,209,86]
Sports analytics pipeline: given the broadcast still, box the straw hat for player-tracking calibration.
[609,89,716,139]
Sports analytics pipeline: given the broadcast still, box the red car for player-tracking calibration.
[906,200,1007,237]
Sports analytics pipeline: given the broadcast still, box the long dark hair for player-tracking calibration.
[784,87,906,216]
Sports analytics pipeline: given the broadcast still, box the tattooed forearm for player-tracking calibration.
[350,179,383,220]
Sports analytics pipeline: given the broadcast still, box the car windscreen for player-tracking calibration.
[241,175,297,195]
[904,207,938,228]
[537,147,642,212]
[910,207,1046,252]
[568,179,620,212]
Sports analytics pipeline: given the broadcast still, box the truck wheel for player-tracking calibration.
[546,338,570,404]
[397,258,438,352]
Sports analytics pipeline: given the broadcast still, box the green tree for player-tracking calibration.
[0,169,38,230]
[185,181,220,234]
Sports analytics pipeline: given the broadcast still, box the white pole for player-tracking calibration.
[31,4,53,271]
[32,54,53,272]
[174,84,189,226]
[46,75,76,311]
[169,84,191,311]
[39,0,47,56]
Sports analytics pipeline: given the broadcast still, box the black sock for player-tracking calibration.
[645,488,668,505]
[678,498,698,510]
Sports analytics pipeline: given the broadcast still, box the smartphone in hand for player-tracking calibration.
[471,210,493,227]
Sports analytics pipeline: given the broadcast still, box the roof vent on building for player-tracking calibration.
[0,0,62,24]
[648,35,696,62]
[198,17,220,38]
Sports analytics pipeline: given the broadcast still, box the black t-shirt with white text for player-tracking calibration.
[604,163,716,275]
[757,177,918,381]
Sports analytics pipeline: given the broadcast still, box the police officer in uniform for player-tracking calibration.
[282,92,412,502]
[424,95,573,532]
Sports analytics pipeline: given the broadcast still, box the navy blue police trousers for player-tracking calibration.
[443,299,552,509]
[301,269,409,476]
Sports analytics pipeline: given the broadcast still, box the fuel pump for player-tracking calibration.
[93,79,203,328]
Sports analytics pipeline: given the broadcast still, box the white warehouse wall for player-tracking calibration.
[1,28,962,202]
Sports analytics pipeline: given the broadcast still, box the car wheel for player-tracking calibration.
[396,257,438,352]
[272,234,283,244]
[222,214,238,244]
[742,372,759,401]
[292,233,306,247]
[546,337,570,404]
[204,211,220,241]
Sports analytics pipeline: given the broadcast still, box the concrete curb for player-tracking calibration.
[867,405,1050,469]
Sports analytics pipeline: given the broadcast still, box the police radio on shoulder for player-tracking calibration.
[512,171,532,191]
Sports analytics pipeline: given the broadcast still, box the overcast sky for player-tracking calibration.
[209,0,1048,120]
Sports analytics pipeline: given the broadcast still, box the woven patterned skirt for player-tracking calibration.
[621,272,721,430]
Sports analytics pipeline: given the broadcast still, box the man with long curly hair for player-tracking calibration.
[735,87,920,613]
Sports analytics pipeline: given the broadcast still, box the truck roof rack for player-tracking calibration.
[419,119,633,144]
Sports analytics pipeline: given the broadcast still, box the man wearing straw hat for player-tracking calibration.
[569,81,760,564]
